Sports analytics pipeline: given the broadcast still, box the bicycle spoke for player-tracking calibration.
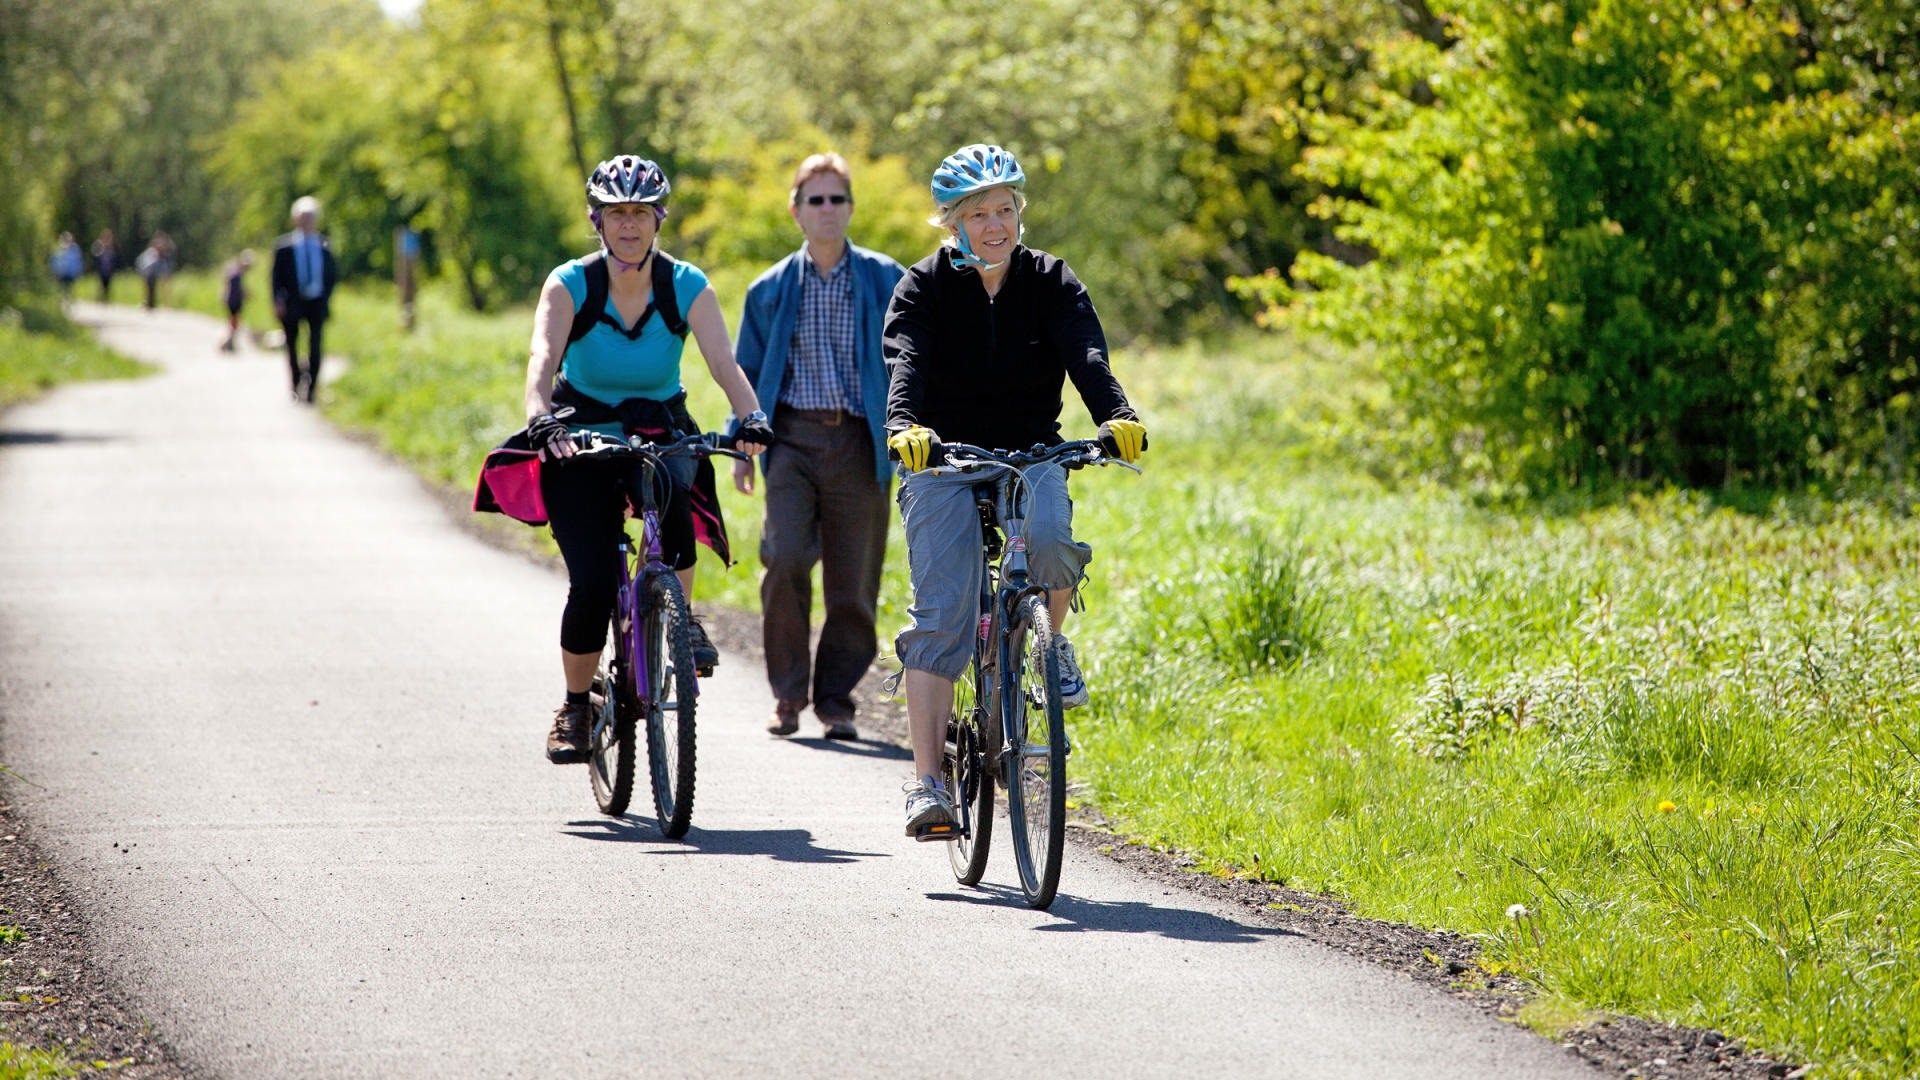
[1004,594,1068,909]
[643,574,698,838]
[589,587,637,817]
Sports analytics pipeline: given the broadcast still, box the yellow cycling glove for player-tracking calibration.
[888,425,939,472]
[1099,418,1149,463]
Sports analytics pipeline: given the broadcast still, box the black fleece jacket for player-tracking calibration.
[883,245,1138,452]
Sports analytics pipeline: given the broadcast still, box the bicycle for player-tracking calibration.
[928,439,1139,909]
[564,430,746,837]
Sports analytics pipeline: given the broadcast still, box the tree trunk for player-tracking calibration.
[543,0,588,181]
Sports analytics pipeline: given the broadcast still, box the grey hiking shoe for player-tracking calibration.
[1056,634,1089,709]
[545,700,591,764]
[903,778,957,840]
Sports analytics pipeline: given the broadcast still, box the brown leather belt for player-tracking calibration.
[779,406,859,427]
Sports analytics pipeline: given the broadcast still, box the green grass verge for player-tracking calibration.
[141,271,1920,1078]
[0,300,152,407]
[0,1043,79,1080]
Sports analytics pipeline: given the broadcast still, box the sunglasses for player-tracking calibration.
[803,194,851,206]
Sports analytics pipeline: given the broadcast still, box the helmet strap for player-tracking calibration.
[946,207,1021,273]
[599,233,655,276]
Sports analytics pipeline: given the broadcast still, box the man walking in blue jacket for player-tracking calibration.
[733,153,907,740]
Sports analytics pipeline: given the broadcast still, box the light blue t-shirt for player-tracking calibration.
[549,252,709,411]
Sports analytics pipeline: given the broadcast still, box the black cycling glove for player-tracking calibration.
[526,413,572,454]
[735,410,776,449]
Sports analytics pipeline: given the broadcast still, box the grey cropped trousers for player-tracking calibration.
[894,460,1091,681]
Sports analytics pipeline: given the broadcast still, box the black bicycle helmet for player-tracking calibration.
[586,155,671,208]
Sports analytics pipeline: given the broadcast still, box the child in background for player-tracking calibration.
[220,250,254,352]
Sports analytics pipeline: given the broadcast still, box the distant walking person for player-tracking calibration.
[220,250,254,352]
[271,196,338,403]
[733,153,906,741]
[135,231,174,311]
[49,232,83,300]
[90,229,118,302]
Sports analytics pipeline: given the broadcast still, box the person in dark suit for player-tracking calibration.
[271,195,338,403]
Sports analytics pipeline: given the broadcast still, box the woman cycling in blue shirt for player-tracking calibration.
[525,154,774,764]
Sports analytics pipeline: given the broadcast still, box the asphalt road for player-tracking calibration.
[0,302,1603,1079]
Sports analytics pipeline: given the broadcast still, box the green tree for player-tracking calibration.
[1170,0,1407,314]
[211,32,573,310]
[0,0,379,304]
[1259,0,1919,491]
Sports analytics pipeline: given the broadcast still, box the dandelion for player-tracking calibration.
[1658,800,1678,813]
[1507,903,1544,948]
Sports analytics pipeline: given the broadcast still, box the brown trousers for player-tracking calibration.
[759,408,890,719]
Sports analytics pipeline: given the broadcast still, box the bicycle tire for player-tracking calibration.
[588,602,638,816]
[1004,593,1067,909]
[946,656,994,884]
[643,573,699,837]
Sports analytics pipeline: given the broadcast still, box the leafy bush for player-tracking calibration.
[1252,0,1920,493]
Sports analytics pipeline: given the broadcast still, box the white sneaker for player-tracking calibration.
[903,777,957,839]
[1056,635,1089,709]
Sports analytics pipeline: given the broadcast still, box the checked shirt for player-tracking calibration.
[780,249,864,416]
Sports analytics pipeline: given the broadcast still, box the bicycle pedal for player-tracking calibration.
[695,664,715,677]
[913,821,961,843]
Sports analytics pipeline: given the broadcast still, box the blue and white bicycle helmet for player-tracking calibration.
[586,155,671,208]
[932,144,1026,270]
[931,144,1025,206]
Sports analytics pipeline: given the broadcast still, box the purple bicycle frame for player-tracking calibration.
[616,502,686,703]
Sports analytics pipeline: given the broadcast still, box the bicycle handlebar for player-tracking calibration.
[931,439,1143,475]
[566,429,752,464]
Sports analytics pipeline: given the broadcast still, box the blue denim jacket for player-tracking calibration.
[733,242,906,484]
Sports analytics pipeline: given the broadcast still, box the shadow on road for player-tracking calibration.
[925,888,1297,945]
[0,431,120,446]
[782,736,913,762]
[561,817,889,865]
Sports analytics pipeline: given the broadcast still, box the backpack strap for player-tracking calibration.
[567,252,610,346]
[565,249,688,345]
[651,249,687,339]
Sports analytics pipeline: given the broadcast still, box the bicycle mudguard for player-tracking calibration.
[472,445,548,526]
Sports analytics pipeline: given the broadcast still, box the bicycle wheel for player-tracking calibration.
[946,656,994,884]
[588,600,637,816]
[643,573,699,838]
[1003,593,1067,909]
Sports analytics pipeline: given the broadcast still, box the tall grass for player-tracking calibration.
[0,299,151,406]
[1065,341,1920,1078]
[137,273,1920,1077]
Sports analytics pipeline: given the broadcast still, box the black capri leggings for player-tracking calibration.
[542,455,697,654]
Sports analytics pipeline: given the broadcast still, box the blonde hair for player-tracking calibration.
[290,195,322,221]
[928,185,1027,232]
[790,153,852,206]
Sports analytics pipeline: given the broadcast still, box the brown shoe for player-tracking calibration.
[546,701,591,764]
[820,717,858,741]
[767,701,802,737]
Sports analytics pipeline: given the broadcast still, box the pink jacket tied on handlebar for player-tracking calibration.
[474,450,547,525]
[472,428,549,525]
[471,425,736,566]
